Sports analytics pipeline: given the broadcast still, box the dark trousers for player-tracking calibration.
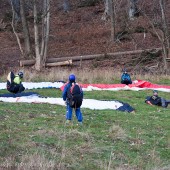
[161,98,170,108]
[8,84,25,94]
[121,80,132,85]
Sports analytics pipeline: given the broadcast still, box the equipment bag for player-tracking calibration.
[67,83,83,108]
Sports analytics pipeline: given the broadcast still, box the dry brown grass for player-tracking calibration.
[108,124,127,141]
[1,153,56,170]
[18,153,56,170]
[1,68,170,84]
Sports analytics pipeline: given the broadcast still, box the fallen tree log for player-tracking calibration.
[20,60,35,67]
[20,48,162,66]
[19,58,69,66]
[45,60,72,67]
[166,58,170,62]
[20,54,105,66]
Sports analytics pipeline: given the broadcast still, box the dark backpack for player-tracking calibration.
[121,73,132,85]
[67,83,83,108]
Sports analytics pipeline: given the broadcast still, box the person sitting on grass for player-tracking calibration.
[7,71,25,94]
[62,74,83,125]
[121,69,132,85]
[145,90,170,108]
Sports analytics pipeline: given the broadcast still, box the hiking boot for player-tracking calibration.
[77,122,83,126]
[65,120,72,125]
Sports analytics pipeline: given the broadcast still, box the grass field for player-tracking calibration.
[0,87,170,170]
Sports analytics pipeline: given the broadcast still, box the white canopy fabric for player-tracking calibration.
[0,96,123,110]
[0,82,64,90]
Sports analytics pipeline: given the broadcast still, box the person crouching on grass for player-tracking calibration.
[7,71,25,94]
[145,90,170,108]
[62,74,83,125]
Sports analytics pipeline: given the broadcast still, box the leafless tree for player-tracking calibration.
[33,0,50,71]
[40,0,50,66]
[9,0,21,22]
[102,0,116,41]
[10,0,24,55]
[110,0,116,41]
[144,0,169,73]
[20,0,32,58]
[129,0,139,20]
[102,0,111,21]
[33,0,41,71]
[159,0,169,72]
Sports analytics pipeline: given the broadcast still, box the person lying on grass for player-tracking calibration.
[145,90,170,108]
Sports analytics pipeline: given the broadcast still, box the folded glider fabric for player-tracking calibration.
[0,92,39,97]
[0,93,134,112]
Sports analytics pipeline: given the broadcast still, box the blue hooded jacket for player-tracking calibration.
[62,82,83,101]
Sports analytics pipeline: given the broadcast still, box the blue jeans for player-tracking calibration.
[66,104,83,122]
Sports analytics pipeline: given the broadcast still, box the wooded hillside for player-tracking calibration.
[0,0,170,74]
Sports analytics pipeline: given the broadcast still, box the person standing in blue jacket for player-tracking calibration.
[62,74,83,125]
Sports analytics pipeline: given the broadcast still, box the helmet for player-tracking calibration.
[18,71,24,78]
[123,68,127,73]
[69,74,76,82]
[153,90,158,93]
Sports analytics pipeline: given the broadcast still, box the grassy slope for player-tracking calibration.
[0,88,170,169]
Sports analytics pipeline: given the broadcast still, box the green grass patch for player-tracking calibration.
[0,88,170,169]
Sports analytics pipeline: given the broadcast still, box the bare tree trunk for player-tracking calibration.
[9,0,21,22]
[101,0,111,20]
[10,0,24,55]
[40,0,46,61]
[44,0,50,62]
[129,0,138,20]
[40,0,50,64]
[159,0,168,73]
[110,0,116,41]
[159,0,169,49]
[33,0,42,71]
[20,0,32,58]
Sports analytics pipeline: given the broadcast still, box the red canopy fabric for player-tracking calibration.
[60,80,170,92]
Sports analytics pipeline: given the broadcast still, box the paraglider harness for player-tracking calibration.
[6,71,15,90]
[67,83,83,108]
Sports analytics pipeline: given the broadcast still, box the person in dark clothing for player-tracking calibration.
[62,74,83,125]
[121,70,132,85]
[7,71,25,94]
[145,90,170,108]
